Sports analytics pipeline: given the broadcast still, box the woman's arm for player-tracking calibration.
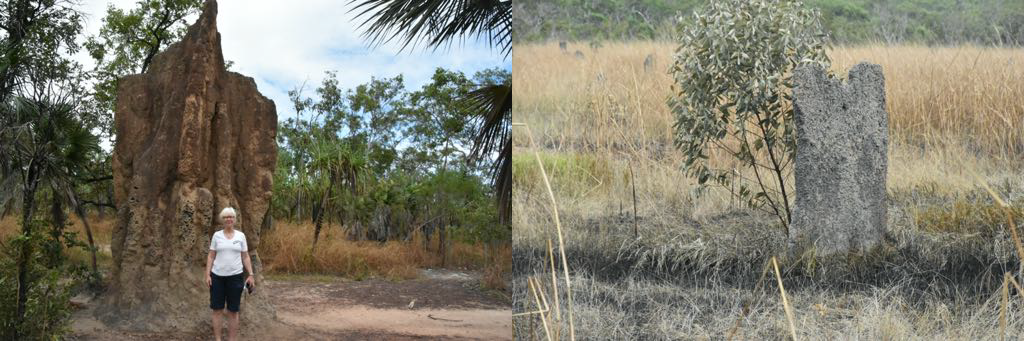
[205,250,215,286]
[241,252,255,285]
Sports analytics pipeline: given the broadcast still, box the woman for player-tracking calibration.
[206,207,256,341]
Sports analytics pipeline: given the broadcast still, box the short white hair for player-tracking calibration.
[219,207,237,221]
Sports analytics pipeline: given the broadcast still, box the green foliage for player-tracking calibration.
[511,151,614,197]
[0,2,105,334]
[514,0,702,41]
[0,0,85,103]
[85,0,203,136]
[514,0,1024,45]
[462,68,511,224]
[0,221,74,341]
[273,67,506,243]
[669,0,830,232]
[352,0,512,226]
[424,170,504,244]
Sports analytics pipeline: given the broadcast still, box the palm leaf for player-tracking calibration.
[464,82,510,223]
[350,0,512,58]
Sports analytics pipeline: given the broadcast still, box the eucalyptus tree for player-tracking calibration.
[669,0,830,234]
[85,0,204,136]
[0,0,84,103]
[404,68,477,173]
[351,0,513,224]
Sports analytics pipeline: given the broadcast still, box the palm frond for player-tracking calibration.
[463,82,510,223]
[350,0,511,58]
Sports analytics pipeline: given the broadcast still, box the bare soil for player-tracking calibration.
[67,269,512,340]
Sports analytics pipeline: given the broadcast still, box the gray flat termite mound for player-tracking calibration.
[791,62,888,255]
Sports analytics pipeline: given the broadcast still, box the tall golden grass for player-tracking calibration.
[515,42,1024,158]
[0,214,507,288]
[512,43,1023,243]
[261,220,505,282]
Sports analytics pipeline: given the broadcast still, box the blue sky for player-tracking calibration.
[74,0,509,130]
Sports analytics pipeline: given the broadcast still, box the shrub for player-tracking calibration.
[669,0,830,234]
[0,223,74,340]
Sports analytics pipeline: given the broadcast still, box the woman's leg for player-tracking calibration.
[212,309,223,341]
[227,311,239,341]
[210,273,227,341]
[225,273,244,341]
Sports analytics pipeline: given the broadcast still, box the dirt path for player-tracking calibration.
[68,269,512,340]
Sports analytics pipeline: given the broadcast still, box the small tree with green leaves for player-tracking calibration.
[85,0,204,137]
[669,0,830,235]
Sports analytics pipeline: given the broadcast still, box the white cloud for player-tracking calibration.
[73,0,507,122]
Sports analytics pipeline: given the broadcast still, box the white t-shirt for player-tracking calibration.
[209,229,248,276]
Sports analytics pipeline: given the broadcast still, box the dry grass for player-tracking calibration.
[515,42,1024,157]
[0,213,117,270]
[512,42,1024,243]
[0,214,506,287]
[512,42,1024,339]
[261,220,433,280]
[243,220,505,283]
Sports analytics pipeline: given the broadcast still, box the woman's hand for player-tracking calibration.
[245,275,255,288]
[206,274,212,287]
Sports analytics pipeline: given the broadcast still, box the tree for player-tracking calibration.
[274,67,504,247]
[463,68,510,222]
[669,0,830,235]
[0,1,101,338]
[404,68,477,173]
[85,0,203,137]
[0,0,83,103]
[351,0,513,224]
[0,89,100,341]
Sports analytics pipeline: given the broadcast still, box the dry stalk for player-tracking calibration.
[548,238,561,319]
[548,238,562,339]
[629,161,638,239]
[515,122,576,340]
[772,257,798,341]
[1002,272,1009,341]
[975,174,1024,275]
[529,276,553,341]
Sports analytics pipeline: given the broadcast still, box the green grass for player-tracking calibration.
[512,151,618,197]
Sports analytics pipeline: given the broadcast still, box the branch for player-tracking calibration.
[79,175,113,183]
[141,5,174,72]
[80,199,116,209]
[739,126,786,229]
[753,110,792,229]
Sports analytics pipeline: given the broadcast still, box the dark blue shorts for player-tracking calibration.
[210,272,244,312]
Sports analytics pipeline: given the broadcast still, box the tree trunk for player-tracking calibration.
[75,201,99,275]
[69,191,99,275]
[311,183,332,252]
[14,166,39,341]
[439,217,447,267]
[47,193,67,267]
[294,190,301,221]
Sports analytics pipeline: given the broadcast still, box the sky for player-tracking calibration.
[72,0,508,132]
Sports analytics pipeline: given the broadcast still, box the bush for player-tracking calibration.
[0,225,74,340]
[669,0,830,234]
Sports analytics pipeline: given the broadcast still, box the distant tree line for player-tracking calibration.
[514,0,1024,45]
[274,67,510,250]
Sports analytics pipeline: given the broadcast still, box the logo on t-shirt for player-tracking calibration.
[232,240,242,246]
